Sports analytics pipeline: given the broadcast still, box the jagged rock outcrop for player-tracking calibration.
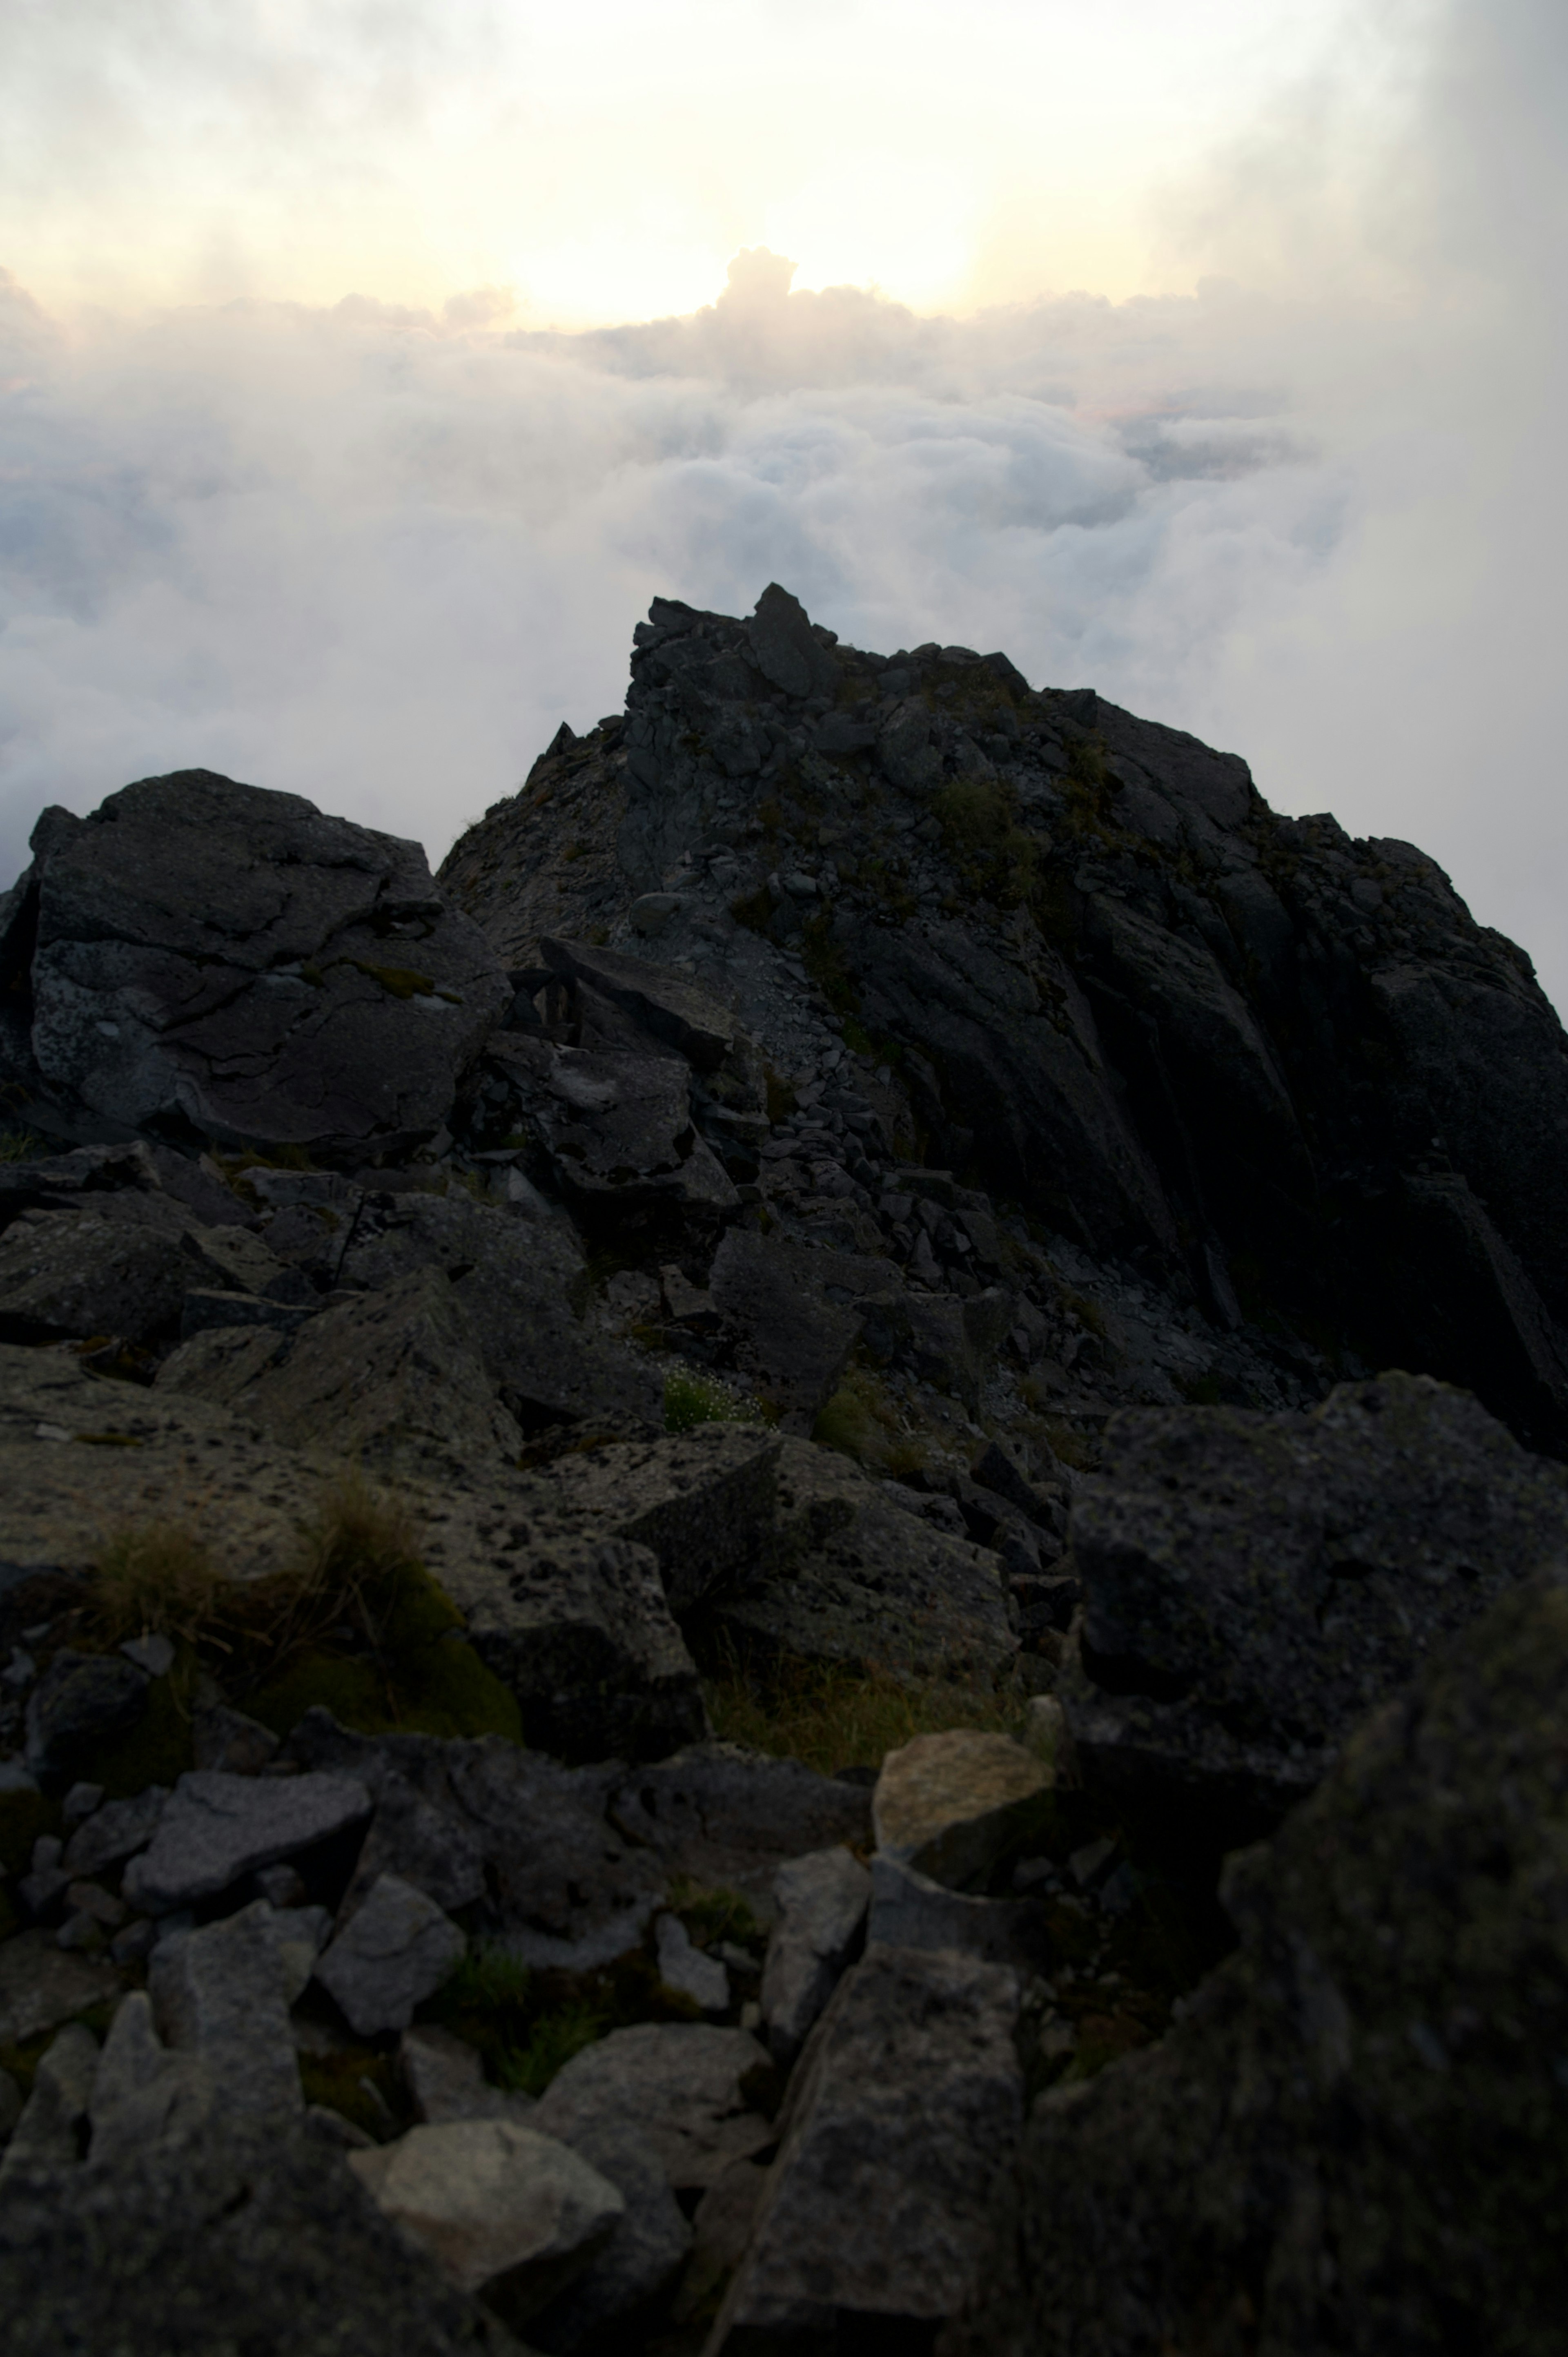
[3,584,1567,2357]
[440,586,1568,1454]
[0,770,509,1159]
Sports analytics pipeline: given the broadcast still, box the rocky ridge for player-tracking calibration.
[0,584,1562,2350]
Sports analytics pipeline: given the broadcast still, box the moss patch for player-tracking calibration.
[665,1366,769,1434]
[703,1650,1025,1779]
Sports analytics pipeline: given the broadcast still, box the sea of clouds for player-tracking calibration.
[1,0,1564,1002]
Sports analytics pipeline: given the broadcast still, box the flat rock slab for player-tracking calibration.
[949,1577,1568,2357]
[873,1729,1052,1891]
[762,1845,872,2068]
[20,769,509,1157]
[0,1929,120,2048]
[147,1900,303,2125]
[1059,1370,1568,1824]
[0,1211,192,1347]
[181,1266,523,1480]
[125,1769,372,1913]
[707,1228,868,1425]
[350,2118,623,2322]
[530,2023,775,2192]
[608,1742,873,1922]
[866,1853,1054,1976]
[710,1435,1017,1682]
[539,936,737,1072]
[314,1871,466,2037]
[710,1943,1023,2350]
[517,1425,782,1612]
[338,1187,662,1434]
[0,1342,348,1588]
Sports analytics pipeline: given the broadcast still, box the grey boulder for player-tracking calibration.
[708,1943,1023,2351]
[761,1845,872,2067]
[527,2115,693,2353]
[530,2023,775,2192]
[350,2118,624,2326]
[14,770,509,1158]
[313,1871,467,2036]
[1059,1370,1568,1825]
[123,1768,371,1913]
[0,1210,191,1346]
[24,1650,149,1786]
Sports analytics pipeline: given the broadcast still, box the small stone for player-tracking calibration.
[761,1846,871,2069]
[190,1701,281,1776]
[55,1912,104,1953]
[120,1632,176,1679]
[399,2024,528,2126]
[1068,1836,1116,1890]
[271,1904,332,2005]
[65,1880,125,1929]
[0,2020,100,2187]
[314,1872,466,2036]
[670,2158,770,2328]
[63,1785,168,1880]
[254,1862,307,1910]
[109,1919,156,1967]
[873,1729,1053,1892]
[123,1768,371,1913]
[655,1914,730,2014]
[349,2119,624,2324]
[61,1782,104,1826]
[1021,1692,1078,1785]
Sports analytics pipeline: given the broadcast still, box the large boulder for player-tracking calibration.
[708,1944,1024,2351]
[951,1575,1568,2357]
[4,771,509,1158]
[705,1436,1017,1683]
[1057,1371,1568,1828]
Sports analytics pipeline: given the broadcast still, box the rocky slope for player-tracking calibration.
[0,586,1562,2353]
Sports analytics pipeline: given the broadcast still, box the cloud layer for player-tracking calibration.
[1,0,1565,1007]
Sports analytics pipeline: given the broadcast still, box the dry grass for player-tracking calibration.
[812,1365,929,1477]
[704,1649,1025,1779]
[88,1476,422,1670]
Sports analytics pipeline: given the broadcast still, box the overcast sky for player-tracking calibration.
[2,0,1565,1006]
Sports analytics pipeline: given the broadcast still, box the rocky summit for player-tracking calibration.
[0,584,1562,2353]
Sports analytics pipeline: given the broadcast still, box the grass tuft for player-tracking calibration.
[703,1647,1024,1779]
[665,1366,769,1434]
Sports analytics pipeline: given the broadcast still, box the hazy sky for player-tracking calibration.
[2,0,1565,1003]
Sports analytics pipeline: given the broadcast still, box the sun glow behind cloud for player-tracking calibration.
[0,0,1394,323]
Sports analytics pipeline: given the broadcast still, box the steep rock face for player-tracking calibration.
[439,589,1568,1452]
[1,770,509,1158]
[947,1576,1568,2357]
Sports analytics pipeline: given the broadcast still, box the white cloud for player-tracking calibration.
[0,0,1564,1012]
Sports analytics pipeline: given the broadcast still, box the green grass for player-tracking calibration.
[811,1365,929,1477]
[431,1945,609,2097]
[666,1875,764,1954]
[0,1129,42,1163]
[665,1366,770,1433]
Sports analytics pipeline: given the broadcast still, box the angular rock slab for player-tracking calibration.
[873,1728,1052,1891]
[494,1034,739,1224]
[0,2022,99,2189]
[527,2115,693,2355]
[761,1844,872,2068]
[608,1741,872,1922]
[0,1210,191,1346]
[350,2118,623,2324]
[710,1435,1017,1683]
[530,2023,775,2192]
[188,1265,523,1479]
[948,1576,1568,2357]
[709,1944,1023,2351]
[337,1185,662,1434]
[1060,1370,1568,1824]
[0,1930,119,2049]
[866,1853,1053,1976]
[20,770,509,1157]
[314,1871,466,2037]
[24,1648,149,1784]
[517,1423,782,1613]
[147,1900,303,2126]
[443,1523,707,1765]
[124,1768,371,1913]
